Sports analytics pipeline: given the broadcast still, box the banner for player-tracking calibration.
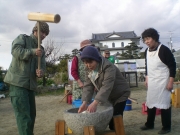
[67,59,74,80]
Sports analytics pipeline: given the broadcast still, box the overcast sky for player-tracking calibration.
[0,0,180,69]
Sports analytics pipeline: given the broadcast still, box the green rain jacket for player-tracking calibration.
[4,34,46,91]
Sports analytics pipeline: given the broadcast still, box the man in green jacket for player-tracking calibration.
[4,22,49,135]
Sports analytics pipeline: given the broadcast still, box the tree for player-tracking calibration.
[139,52,145,59]
[42,37,75,85]
[44,38,65,74]
[56,54,72,83]
[42,38,65,86]
[62,73,68,83]
[120,42,141,59]
[172,49,176,53]
[72,49,79,57]
[58,54,72,72]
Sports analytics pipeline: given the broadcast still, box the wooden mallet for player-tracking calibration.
[28,12,61,69]
[128,97,138,104]
[59,90,72,103]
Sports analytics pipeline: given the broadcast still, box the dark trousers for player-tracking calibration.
[145,107,171,130]
[109,100,126,130]
[10,85,36,135]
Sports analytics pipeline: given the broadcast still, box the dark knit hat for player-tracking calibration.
[81,46,101,62]
[32,22,49,35]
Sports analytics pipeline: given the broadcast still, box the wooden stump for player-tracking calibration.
[84,125,95,135]
[55,120,65,135]
[174,88,180,108]
[83,115,125,135]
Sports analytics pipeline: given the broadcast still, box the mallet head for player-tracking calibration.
[28,12,61,23]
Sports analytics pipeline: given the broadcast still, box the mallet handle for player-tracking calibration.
[128,97,138,104]
[59,90,72,103]
[37,21,41,70]
[28,12,61,23]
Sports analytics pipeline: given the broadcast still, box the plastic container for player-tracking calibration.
[142,102,148,114]
[142,102,161,115]
[72,99,82,108]
[124,99,132,111]
[67,94,72,104]
[67,127,73,134]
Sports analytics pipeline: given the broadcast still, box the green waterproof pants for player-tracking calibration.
[9,85,36,135]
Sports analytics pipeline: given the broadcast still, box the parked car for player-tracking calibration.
[0,82,8,91]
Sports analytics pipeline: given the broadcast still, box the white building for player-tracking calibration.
[90,31,145,86]
[91,31,143,56]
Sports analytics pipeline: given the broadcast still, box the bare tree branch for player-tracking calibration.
[43,38,65,66]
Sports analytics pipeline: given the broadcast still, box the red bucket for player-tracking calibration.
[142,102,161,115]
[142,102,147,115]
[67,95,72,104]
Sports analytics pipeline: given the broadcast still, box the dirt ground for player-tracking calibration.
[0,83,180,135]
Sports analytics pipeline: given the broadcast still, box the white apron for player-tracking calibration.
[146,44,171,109]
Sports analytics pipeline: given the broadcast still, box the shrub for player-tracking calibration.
[175,69,180,82]
[62,73,68,83]
[37,78,55,86]
[46,79,55,86]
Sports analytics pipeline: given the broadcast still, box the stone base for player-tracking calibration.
[63,105,113,135]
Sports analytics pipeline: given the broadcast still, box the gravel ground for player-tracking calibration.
[0,83,180,135]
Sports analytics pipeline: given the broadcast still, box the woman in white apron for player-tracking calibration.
[140,28,176,134]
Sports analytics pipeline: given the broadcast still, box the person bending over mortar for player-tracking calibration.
[78,46,130,130]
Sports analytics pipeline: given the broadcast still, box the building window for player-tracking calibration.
[122,50,124,53]
[121,42,124,47]
[112,42,115,47]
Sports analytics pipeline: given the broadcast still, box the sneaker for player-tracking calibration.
[158,129,171,134]
[140,125,154,130]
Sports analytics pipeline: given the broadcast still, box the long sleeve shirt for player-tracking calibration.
[145,44,176,78]
[71,56,79,80]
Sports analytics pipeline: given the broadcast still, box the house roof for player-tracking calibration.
[100,46,143,51]
[91,31,141,42]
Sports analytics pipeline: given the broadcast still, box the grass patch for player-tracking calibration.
[0,87,65,97]
[35,87,65,96]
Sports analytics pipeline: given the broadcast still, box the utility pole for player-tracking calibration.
[169,31,173,52]
[167,42,170,48]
